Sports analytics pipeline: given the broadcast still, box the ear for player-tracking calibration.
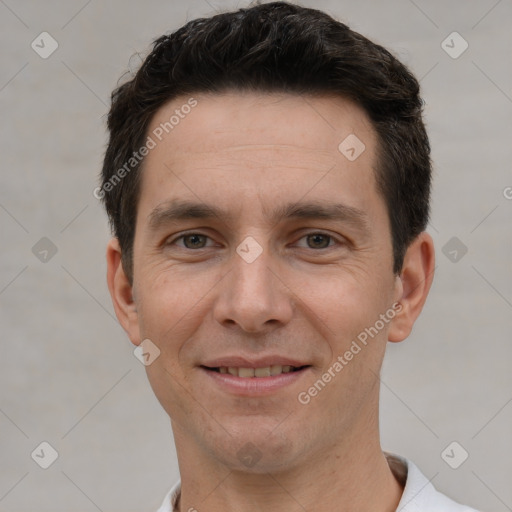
[106,237,141,347]
[388,231,435,343]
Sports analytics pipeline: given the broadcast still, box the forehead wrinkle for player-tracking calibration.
[165,146,338,175]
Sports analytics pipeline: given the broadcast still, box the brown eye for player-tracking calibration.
[305,233,333,249]
[181,234,208,249]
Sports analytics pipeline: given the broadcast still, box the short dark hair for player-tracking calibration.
[100,0,431,283]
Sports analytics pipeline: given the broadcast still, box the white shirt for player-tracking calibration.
[155,453,480,512]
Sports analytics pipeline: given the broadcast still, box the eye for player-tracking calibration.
[170,233,213,249]
[166,231,343,251]
[296,232,340,249]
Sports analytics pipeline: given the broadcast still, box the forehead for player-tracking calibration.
[137,91,382,226]
[146,91,375,159]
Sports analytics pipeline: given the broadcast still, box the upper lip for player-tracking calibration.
[201,356,310,368]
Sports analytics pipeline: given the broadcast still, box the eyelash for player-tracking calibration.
[167,231,344,250]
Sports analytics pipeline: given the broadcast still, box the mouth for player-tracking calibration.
[199,364,312,395]
[202,365,310,377]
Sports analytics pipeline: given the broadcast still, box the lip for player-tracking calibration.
[201,355,309,368]
[200,365,311,396]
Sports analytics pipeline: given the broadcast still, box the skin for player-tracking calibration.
[107,92,435,512]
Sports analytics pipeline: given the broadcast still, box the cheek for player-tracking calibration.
[302,267,388,339]
[137,271,208,417]
[299,272,390,416]
[135,266,225,380]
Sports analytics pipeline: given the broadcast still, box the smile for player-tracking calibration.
[206,365,308,377]
[200,365,312,395]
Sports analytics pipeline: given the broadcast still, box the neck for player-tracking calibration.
[172,419,404,512]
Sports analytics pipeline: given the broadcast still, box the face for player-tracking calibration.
[112,92,410,472]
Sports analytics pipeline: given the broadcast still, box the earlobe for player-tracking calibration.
[388,231,435,343]
[106,238,141,346]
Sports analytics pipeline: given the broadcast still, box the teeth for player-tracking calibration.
[270,365,283,376]
[217,365,298,377]
[255,367,270,377]
[238,367,255,378]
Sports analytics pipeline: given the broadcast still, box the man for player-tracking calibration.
[99,2,479,511]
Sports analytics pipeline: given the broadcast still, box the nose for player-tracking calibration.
[212,240,294,333]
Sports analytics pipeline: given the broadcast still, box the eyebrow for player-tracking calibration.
[147,199,371,236]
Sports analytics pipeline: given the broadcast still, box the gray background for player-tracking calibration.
[1,0,511,511]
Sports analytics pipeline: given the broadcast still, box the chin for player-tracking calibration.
[208,420,301,473]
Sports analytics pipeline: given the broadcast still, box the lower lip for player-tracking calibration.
[200,367,311,396]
